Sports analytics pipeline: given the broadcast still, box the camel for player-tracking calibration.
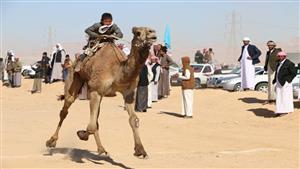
[46,27,157,158]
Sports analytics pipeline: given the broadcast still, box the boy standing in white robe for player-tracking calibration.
[238,37,261,90]
[179,57,195,118]
[272,51,297,117]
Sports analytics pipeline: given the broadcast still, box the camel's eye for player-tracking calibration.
[136,31,141,36]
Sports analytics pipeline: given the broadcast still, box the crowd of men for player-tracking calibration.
[1,11,299,119]
[238,37,299,117]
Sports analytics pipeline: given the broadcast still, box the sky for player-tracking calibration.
[1,0,300,65]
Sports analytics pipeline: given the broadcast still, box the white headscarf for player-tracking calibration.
[56,43,64,51]
[98,22,114,34]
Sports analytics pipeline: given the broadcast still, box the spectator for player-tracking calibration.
[50,43,66,82]
[12,57,22,87]
[179,57,195,118]
[158,46,175,99]
[40,52,51,83]
[238,37,261,91]
[31,61,43,94]
[272,51,297,117]
[135,64,151,112]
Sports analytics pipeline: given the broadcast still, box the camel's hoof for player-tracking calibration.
[134,147,148,159]
[134,153,149,159]
[46,137,57,148]
[98,149,109,157]
[77,130,90,141]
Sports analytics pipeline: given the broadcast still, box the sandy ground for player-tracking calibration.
[1,78,299,168]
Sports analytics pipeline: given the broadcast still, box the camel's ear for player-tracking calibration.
[132,27,140,36]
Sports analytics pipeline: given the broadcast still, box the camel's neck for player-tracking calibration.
[124,40,150,76]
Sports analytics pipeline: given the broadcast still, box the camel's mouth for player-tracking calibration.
[148,35,157,43]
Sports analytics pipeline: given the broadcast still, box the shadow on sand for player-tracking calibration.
[44,148,133,169]
[238,97,266,104]
[247,108,277,118]
[158,111,184,118]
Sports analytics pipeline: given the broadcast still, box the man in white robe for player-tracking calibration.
[273,51,297,117]
[147,55,161,107]
[50,43,66,82]
[238,37,261,91]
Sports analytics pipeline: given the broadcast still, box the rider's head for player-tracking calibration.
[101,13,113,26]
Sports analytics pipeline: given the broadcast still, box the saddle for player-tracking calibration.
[83,40,127,65]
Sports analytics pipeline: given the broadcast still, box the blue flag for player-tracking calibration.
[164,25,171,49]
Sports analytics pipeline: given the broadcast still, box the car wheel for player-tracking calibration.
[195,78,201,89]
[256,83,268,93]
[233,83,241,91]
[22,70,29,77]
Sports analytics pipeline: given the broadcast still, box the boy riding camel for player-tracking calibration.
[75,12,123,72]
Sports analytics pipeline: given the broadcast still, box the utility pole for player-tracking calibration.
[225,10,242,62]
[47,26,54,54]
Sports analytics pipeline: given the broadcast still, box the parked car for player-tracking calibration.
[207,66,264,88]
[170,63,214,88]
[293,76,300,98]
[21,63,38,78]
[223,65,300,92]
[169,65,180,78]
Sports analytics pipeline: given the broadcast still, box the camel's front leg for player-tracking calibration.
[46,73,82,148]
[123,91,148,158]
[77,90,107,155]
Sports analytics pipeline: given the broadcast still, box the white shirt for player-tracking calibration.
[179,69,191,80]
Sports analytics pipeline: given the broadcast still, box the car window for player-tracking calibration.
[255,67,263,72]
[192,65,203,73]
[203,66,212,73]
[256,70,264,75]
[230,67,241,74]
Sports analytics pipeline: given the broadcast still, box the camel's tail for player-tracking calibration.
[57,95,65,101]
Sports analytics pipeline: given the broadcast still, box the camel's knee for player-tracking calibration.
[59,110,68,120]
[129,115,139,128]
[87,123,98,134]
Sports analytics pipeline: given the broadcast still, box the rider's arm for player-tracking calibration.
[112,24,123,39]
[85,23,101,38]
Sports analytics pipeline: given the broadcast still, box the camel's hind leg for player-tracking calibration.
[76,90,107,155]
[46,73,83,148]
[123,90,148,158]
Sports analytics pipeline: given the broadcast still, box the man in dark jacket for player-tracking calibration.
[264,40,282,103]
[135,65,149,112]
[238,37,261,90]
[40,52,51,83]
[272,51,297,117]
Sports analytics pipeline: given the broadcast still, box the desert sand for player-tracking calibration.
[1,78,299,168]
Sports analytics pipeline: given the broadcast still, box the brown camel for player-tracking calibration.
[46,27,157,158]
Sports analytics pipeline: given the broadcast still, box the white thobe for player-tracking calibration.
[51,50,66,81]
[241,45,255,90]
[179,69,194,117]
[275,59,294,114]
[147,65,154,107]
[267,64,276,101]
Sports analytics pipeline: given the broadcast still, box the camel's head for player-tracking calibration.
[132,27,157,48]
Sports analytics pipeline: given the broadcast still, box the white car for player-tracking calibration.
[170,63,214,88]
[207,66,264,88]
[21,64,38,78]
[293,76,300,98]
[223,68,300,92]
